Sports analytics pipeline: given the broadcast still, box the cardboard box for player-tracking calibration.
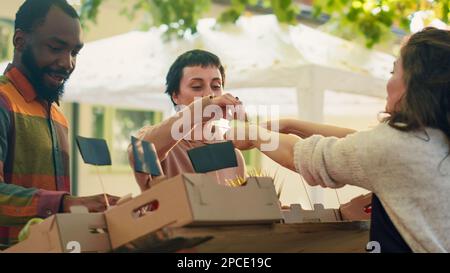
[5,174,282,252]
[282,204,342,223]
[339,193,372,221]
[282,193,373,223]
[105,173,283,249]
[4,208,111,253]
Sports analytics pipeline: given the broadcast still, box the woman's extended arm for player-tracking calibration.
[263,118,356,138]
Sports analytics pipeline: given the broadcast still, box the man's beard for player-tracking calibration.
[21,46,71,103]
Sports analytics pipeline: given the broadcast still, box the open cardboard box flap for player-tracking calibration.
[182,173,282,224]
[105,174,194,249]
[105,173,282,249]
[4,216,60,253]
[282,204,342,223]
[4,211,111,253]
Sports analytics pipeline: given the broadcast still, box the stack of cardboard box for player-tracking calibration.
[5,173,283,253]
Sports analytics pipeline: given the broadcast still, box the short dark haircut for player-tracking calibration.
[165,49,226,106]
[15,0,79,33]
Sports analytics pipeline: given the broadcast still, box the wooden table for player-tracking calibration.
[166,221,370,253]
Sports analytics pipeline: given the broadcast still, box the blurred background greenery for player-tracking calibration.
[79,0,448,47]
[1,0,448,62]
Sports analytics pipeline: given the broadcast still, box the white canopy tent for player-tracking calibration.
[1,15,394,120]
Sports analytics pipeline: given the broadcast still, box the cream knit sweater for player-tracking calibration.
[293,122,450,252]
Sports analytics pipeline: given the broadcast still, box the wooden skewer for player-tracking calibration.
[300,176,314,210]
[95,165,110,208]
[334,189,342,207]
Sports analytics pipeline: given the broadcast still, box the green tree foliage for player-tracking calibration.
[218,0,298,24]
[79,0,448,48]
[79,0,298,39]
[0,18,14,61]
[313,0,449,48]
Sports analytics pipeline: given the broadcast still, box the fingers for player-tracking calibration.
[231,139,254,151]
[106,194,120,206]
[89,194,120,212]
[208,94,246,122]
[224,93,241,104]
[89,204,107,213]
[217,94,247,122]
[227,94,241,105]
[211,93,241,106]
[64,195,119,213]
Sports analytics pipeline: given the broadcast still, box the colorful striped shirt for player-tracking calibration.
[0,64,70,248]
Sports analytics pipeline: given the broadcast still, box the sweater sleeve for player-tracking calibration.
[0,93,68,226]
[293,132,372,191]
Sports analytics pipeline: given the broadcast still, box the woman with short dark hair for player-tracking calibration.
[129,50,246,191]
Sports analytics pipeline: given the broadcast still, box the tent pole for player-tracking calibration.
[296,74,325,206]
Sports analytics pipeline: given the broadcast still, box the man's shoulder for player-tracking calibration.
[50,103,69,127]
[136,125,156,139]
[0,76,12,95]
[0,78,12,110]
[0,75,16,101]
[0,75,9,85]
[51,102,65,113]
